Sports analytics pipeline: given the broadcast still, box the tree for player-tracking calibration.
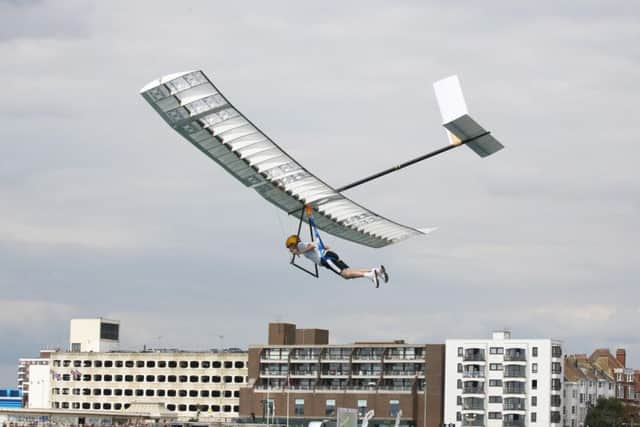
[585,397,640,427]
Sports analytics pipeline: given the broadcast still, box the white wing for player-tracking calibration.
[140,70,426,248]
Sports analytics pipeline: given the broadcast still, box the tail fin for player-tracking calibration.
[433,75,504,157]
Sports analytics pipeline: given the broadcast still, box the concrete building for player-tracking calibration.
[444,330,563,427]
[562,354,615,427]
[69,318,120,352]
[239,322,446,427]
[17,349,56,406]
[27,364,51,409]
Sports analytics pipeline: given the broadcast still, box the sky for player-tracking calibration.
[0,0,638,386]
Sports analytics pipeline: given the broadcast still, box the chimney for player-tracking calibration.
[616,348,626,367]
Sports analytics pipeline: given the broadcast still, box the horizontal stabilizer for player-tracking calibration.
[433,75,504,157]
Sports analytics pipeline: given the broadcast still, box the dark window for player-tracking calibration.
[103,403,111,410]
[180,361,188,368]
[168,390,176,397]
[114,403,122,410]
[136,375,144,382]
[93,375,102,381]
[100,322,119,340]
[532,379,538,390]
[136,389,143,396]
[233,405,239,412]
[83,360,91,367]
[125,389,133,396]
[125,361,134,368]
[212,390,221,397]
[157,390,165,397]
[104,375,112,382]
[115,389,123,396]
[82,403,90,410]
[201,390,210,397]
[147,361,155,368]
[190,361,199,368]
[201,376,210,383]
[167,404,176,411]
[234,391,240,397]
[136,361,144,368]
[158,361,167,368]
[224,376,232,383]
[168,361,177,368]
[146,375,154,382]
[179,390,187,397]
[178,404,187,412]
[157,375,166,382]
[104,360,113,368]
[168,375,177,382]
[115,375,123,381]
[189,405,198,412]
[145,389,154,396]
[224,390,232,398]
[93,389,101,396]
[235,361,244,368]
[116,361,123,367]
[532,347,538,357]
[234,376,243,383]
[202,361,211,368]
[190,376,198,383]
[93,403,100,410]
[179,375,188,383]
[212,361,221,368]
[223,405,232,412]
[103,389,112,396]
[212,376,221,383]
[225,361,233,368]
[73,360,81,367]
[212,405,220,412]
[94,360,103,368]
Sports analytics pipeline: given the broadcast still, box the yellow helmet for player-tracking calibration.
[285,235,300,248]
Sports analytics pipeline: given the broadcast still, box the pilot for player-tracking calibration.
[286,235,388,287]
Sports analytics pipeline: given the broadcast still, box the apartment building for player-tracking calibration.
[444,331,563,427]
[239,322,445,427]
[563,354,615,427]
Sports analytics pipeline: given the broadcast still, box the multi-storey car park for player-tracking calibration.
[48,350,248,420]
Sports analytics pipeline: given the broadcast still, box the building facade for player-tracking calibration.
[239,322,446,427]
[49,350,248,421]
[588,348,636,402]
[444,331,563,427]
[69,318,120,353]
[17,349,55,406]
[562,354,615,427]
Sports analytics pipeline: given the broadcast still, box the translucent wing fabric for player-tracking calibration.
[140,70,425,248]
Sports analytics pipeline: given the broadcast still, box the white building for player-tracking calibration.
[69,318,120,352]
[27,364,51,408]
[17,349,57,406]
[444,331,563,427]
[49,350,248,421]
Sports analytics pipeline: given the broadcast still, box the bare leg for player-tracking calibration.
[340,268,375,280]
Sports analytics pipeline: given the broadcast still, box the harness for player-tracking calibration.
[289,204,327,277]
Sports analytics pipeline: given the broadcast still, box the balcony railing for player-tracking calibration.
[321,370,349,376]
[461,417,485,426]
[463,370,485,378]
[462,403,484,410]
[352,355,382,361]
[503,388,525,395]
[463,352,485,362]
[352,370,381,377]
[383,370,417,376]
[503,368,526,378]
[503,421,525,427]
[504,350,526,362]
[260,371,288,377]
[462,387,484,394]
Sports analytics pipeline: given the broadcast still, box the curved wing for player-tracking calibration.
[140,70,426,248]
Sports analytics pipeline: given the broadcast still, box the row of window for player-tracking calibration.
[264,398,401,418]
[457,378,561,391]
[458,395,540,406]
[457,345,561,358]
[51,401,239,412]
[54,360,245,369]
[55,374,246,383]
[52,388,240,398]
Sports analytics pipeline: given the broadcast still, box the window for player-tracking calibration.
[136,375,144,382]
[114,389,122,396]
[532,347,538,357]
[212,390,221,397]
[201,390,210,397]
[213,361,221,368]
[202,361,210,368]
[104,360,113,368]
[126,361,134,368]
[224,390,232,398]
[552,362,562,374]
[552,379,561,391]
[104,375,112,382]
[488,412,502,419]
[95,360,103,368]
[295,399,304,416]
[457,379,462,389]
[456,412,461,421]
[125,389,133,396]
[489,396,502,403]
[234,376,244,383]
[157,375,166,382]
[157,389,165,397]
[531,396,537,407]
[457,363,462,373]
[456,396,462,405]
[190,361,199,368]
[489,379,503,387]
[180,361,188,368]
[125,375,133,382]
[551,395,561,407]
[357,400,367,417]
[532,379,537,390]
[147,361,155,368]
[225,361,233,368]
[168,390,176,397]
[489,347,504,355]
[168,361,177,368]
[552,345,562,358]
[531,412,537,422]
[532,363,538,373]
[489,363,503,371]
[235,361,244,368]
[71,343,81,352]
[389,400,400,417]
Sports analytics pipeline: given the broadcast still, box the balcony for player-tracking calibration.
[461,415,485,426]
[383,370,418,377]
[503,421,525,427]
[351,370,381,378]
[260,357,288,363]
[289,370,318,378]
[463,350,485,362]
[462,398,484,411]
[290,355,319,362]
[320,370,349,378]
[462,386,484,395]
[503,398,525,411]
[503,366,526,378]
[503,387,525,395]
[260,370,288,378]
[378,385,412,393]
[352,355,382,362]
[463,369,485,379]
[504,349,526,362]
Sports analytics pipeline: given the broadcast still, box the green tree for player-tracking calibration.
[585,397,640,427]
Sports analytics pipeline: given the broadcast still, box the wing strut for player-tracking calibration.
[289,206,319,278]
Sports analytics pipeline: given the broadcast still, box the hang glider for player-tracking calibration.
[140,71,503,248]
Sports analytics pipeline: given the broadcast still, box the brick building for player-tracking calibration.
[239,322,445,427]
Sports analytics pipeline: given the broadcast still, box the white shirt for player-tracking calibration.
[297,241,322,265]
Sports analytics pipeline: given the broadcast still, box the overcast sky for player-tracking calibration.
[1,0,639,386]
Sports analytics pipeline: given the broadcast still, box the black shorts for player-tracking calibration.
[320,251,349,275]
